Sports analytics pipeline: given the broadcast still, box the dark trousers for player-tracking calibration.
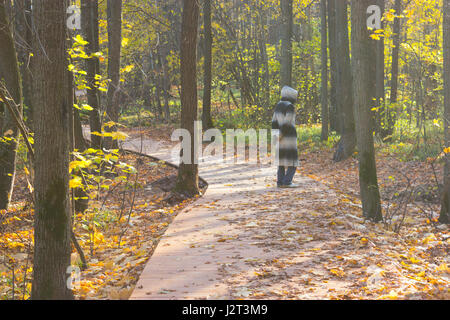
[277,166,296,186]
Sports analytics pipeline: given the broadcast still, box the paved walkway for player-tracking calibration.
[121,136,348,300]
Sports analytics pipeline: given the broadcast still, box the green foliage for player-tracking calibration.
[379,118,444,161]
[69,147,136,201]
[297,125,339,152]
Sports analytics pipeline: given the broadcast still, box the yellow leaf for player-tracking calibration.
[110,131,129,141]
[69,176,83,189]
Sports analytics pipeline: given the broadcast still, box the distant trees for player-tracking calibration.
[175,0,200,195]
[351,0,382,222]
[31,0,73,299]
[0,0,23,210]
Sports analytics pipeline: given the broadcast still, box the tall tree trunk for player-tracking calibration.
[320,0,329,141]
[384,0,402,141]
[374,0,386,137]
[154,50,164,121]
[14,0,32,129]
[333,0,356,162]
[81,0,102,149]
[158,45,171,122]
[351,0,382,222]
[105,0,122,149]
[327,0,338,132]
[0,0,23,210]
[175,0,200,196]
[440,0,450,224]
[258,14,270,115]
[162,59,171,123]
[142,47,154,112]
[202,0,214,130]
[31,0,74,299]
[367,2,379,133]
[280,0,293,87]
[67,61,89,214]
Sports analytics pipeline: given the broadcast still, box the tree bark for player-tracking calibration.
[202,0,214,130]
[14,0,32,129]
[0,0,23,210]
[175,0,200,196]
[67,59,89,214]
[440,0,450,224]
[105,0,122,149]
[333,0,356,162]
[320,0,329,141]
[157,44,171,122]
[351,0,382,222]
[374,0,386,137]
[31,0,74,299]
[327,0,338,133]
[384,0,402,141]
[280,0,293,87]
[81,0,102,149]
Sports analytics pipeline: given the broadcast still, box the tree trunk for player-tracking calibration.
[258,14,270,116]
[153,50,164,121]
[31,0,74,299]
[175,0,200,196]
[157,45,171,122]
[327,0,338,133]
[67,61,89,214]
[384,0,402,141]
[280,0,293,87]
[367,2,379,133]
[81,0,102,149]
[142,47,154,112]
[440,0,450,224]
[351,0,382,222]
[14,0,32,130]
[202,0,214,130]
[0,0,23,210]
[105,0,122,149]
[374,0,386,137]
[333,0,356,162]
[320,0,329,141]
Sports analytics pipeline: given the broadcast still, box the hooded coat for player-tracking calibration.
[271,86,299,167]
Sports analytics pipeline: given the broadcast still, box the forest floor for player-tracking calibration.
[0,146,206,300]
[128,126,449,300]
[0,125,448,300]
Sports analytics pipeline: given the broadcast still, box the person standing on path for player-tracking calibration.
[272,86,300,188]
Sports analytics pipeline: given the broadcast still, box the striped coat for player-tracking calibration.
[271,100,299,167]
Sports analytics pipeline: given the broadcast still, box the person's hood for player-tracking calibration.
[281,86,298,103]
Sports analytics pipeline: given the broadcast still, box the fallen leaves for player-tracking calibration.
[0,152,204,300]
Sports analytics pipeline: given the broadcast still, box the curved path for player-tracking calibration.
[120,135,358,300]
